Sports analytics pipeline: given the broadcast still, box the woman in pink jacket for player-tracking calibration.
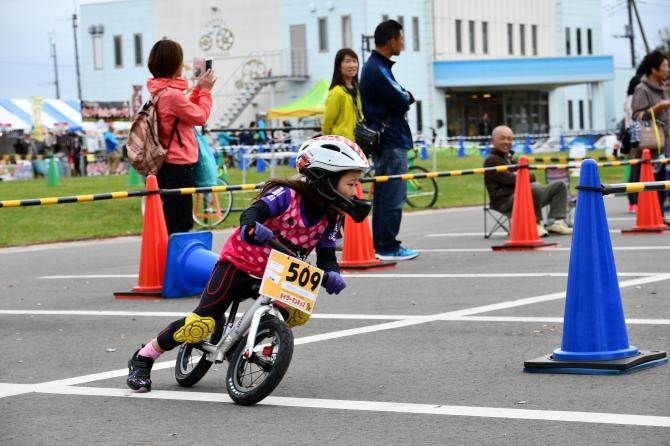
[147,39,216,234]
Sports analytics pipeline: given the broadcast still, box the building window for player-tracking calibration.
[318,17,328,52]
[519,24,526,55]
[468,20,475,54]
[531,25,537,56]
[482,21,488,54]
[412,16,420,52]
[134,33,143,66]
[578,100,585,129]
[568,100,574,130]
[455,19,462,53]
[565,27,571,55]
[415,100,423,132]
[113,35,123,68]
[507,23,514,55]
[587,28,593,54]
[576,28,582,55]
[341,16,352,48]
[397,16,404,26]
[382,14,389,21]
[93,35,103,70]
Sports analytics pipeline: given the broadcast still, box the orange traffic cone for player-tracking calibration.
[492,156,557,250]
[339,184,396,270]
[114,175,168,299]
[622,148,669,234]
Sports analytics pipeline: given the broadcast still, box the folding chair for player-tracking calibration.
[483,184,510,238]
[544,167,576,226]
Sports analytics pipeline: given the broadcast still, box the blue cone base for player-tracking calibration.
[553,345,639,361]
[524,350,667,375]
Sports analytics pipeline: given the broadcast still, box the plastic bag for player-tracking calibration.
[193,130,218,187]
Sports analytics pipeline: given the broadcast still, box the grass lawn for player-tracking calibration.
[0,150,627,247]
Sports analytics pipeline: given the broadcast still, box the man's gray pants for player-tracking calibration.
[495,181,568,223]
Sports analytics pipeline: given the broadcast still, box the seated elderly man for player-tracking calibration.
[483,125,572,236]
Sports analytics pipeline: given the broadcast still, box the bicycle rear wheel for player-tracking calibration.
[405,165,438,208]
[175,322,225,387]
[192,178,233,228]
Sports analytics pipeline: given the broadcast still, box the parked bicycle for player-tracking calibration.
[363,147,439,208]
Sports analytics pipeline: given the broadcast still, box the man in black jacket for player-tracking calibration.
[360,19,418,261]
[484,126,572,236]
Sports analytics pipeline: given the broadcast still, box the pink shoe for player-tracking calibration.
[628,204,638,214]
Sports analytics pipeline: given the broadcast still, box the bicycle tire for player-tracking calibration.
[192,178,234,228]
[405,165,438,208]
[226,317,294,406]
[174,321,225,387]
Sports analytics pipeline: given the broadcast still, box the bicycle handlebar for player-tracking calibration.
[267,238,298,258]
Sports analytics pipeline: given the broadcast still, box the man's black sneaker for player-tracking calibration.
[127,348,154,392]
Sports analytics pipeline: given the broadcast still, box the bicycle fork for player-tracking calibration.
[201,296,284,363]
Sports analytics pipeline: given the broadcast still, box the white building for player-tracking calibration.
[80,0,614,140]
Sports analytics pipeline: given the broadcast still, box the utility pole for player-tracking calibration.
[630,0,650,54]
[72,14,82,100]
[627,0,636,68]
[48,31,60,99]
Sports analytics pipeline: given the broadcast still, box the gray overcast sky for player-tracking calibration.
[0,0,668,100]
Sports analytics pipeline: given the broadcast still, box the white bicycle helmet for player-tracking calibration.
[296,135,371,222]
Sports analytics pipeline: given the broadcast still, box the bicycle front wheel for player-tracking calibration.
[226,317,293,406]
[192,178,234,228]
[405,165,438,208]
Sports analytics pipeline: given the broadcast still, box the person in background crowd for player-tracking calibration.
[477,112,493,138]
[322,48,362,142]
[147,38,216,234]
[484,125,573,237]
[360,19,419,261]
[630,50,670,218]
[103,125,120,175]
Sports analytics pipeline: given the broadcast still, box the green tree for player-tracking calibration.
[658,25,670,57]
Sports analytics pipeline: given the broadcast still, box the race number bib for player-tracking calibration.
[259,250,323,314]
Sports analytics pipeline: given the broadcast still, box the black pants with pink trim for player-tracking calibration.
[156,261,261,351]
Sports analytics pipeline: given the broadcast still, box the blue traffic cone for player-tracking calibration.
[524,159,667,374]
[457,135,465,158]
[523,134,532,154]
[237,146,247,170]
[420,140,429,160]
[288,144,297,169]
[162,232,218,298]
[256,145,266,173]
[483,142,491,157]
[559,133,567,152]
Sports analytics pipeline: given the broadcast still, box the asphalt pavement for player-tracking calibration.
[1,194,669,445]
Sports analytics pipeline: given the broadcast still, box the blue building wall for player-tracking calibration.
[80,0,155,102]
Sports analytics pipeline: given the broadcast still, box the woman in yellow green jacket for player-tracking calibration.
[322,48,362,141]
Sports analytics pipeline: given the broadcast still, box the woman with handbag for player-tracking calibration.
[631,50,670,216]
[147,39,216,234]
[322,48,362,142]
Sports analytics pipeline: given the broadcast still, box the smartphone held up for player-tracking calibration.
[193,57,213,78]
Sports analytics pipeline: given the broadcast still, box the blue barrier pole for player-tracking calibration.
[457,134,465,158]
[559,133,567,152]
[420,140,429,160]
[524,134,532,154]
[255,145,266,172]
[287,144,297,168]
[588,132,595,150]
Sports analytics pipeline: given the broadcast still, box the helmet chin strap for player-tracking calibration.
[314,176,372,223]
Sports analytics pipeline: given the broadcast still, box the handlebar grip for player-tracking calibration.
[268,238,297,258]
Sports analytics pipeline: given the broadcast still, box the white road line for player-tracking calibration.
[449,316,670,325]
[418,246,670,253]
[8,274,670,390]
[1,310,668,325]
[426,230,620,237]
[28,385,670,428]
[35,272,664,280]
